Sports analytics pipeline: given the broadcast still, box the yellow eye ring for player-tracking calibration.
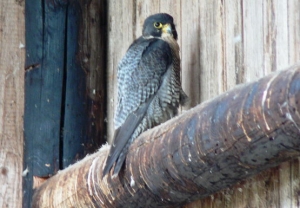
[153,22,162,28]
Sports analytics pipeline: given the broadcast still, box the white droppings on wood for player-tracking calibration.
[286,112,300,131]
[22,167,29,177]
[130,175,135,187]
[188,153,192,162]
[234,35,242,43]
[19,42,25,48]
[83,57,89,63]
[261,74,278,131]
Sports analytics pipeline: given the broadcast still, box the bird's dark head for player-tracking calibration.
[142,13,178,40]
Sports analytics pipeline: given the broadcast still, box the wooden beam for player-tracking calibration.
[32,64,300,207]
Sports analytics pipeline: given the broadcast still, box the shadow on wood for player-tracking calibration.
[23,1,107,207]
[32,63,300,207]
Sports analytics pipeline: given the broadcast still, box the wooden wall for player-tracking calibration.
[0,0,25,207]
[1,0,300,207]
[107,0,300,207]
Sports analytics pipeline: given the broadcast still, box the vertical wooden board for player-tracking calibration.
[288,0,300,63]
[273,0,289,70]
[77,0,108,152]
[24,1,67,206]
[245,177,269,207]
[62,2,89,167]
[279,162,293,207]
[184,168,282,208]
[222,0,243,89]
[181,1,201,108]
[291,158,300,207]
[23,2,44,206]
[242,0,265,81]
[263,0,289,72]
[24,1,66,176]
[198,1,223,101]
[224,183,248,208]
[0,0,24,207]
[107,0,136,142]
[24,2,65,177]
[62,1,107,168]
[263,0,276,72]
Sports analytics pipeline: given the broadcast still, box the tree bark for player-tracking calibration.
[32,63,300,208]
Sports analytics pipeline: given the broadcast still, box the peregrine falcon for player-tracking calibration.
[103,13,187,177]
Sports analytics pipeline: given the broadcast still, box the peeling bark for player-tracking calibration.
[32,64,300,207]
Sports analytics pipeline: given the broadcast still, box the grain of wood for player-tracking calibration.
[0,1,25,207]
[243,0,265,81]
[181,0,201,108]
[199,1,224,101]
[222,0,243,89]
[287,0,300,64]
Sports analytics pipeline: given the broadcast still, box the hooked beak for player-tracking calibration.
[162,24,172,35]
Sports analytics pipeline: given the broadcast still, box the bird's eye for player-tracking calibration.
[153,22,162,28]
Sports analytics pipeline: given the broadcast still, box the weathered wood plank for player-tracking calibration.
[181,0,201,108]
[24,2,67,206]
[0,0,25,207]
[62,2,89,167]
[24,0,66,176]
[78,0,108,155]
[288,0,300,63]
[62,1,107,168]
[199,0,224,100]
[222,0,243,89]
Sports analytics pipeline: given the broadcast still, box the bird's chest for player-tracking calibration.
[161,35,181,82]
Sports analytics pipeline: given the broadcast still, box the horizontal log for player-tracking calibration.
[32,63,300,207]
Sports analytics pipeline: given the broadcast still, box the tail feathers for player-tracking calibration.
[180,90,189,106]
[102,101,151,178]
[112,152,127,178]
